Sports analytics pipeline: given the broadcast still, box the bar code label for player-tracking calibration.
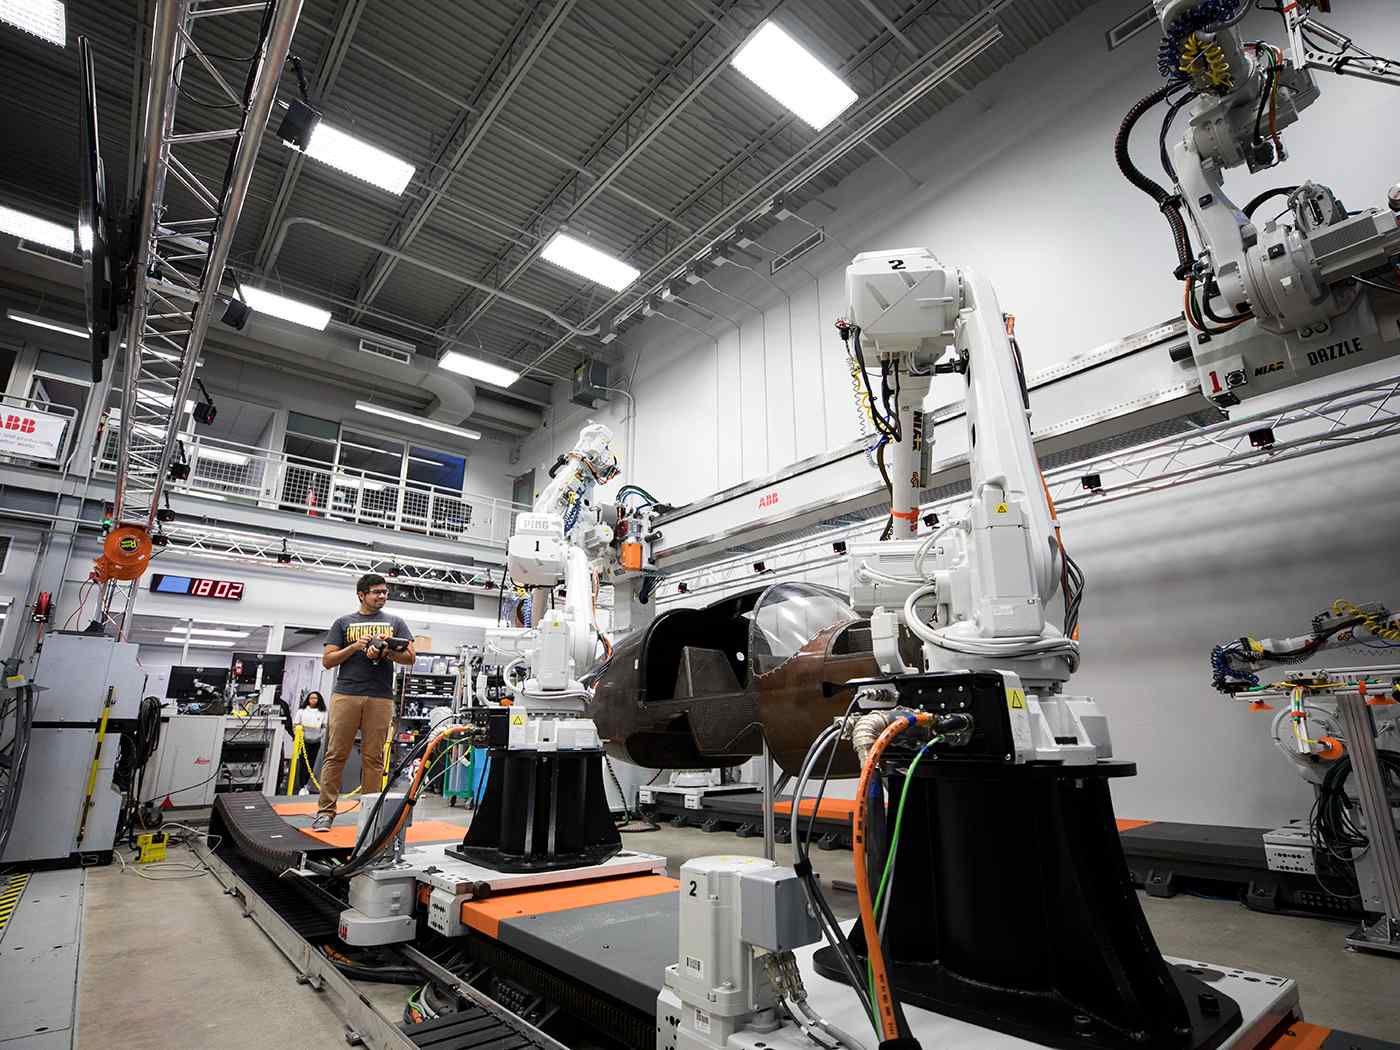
[694,1009,711,1035]
[685,955,704,980]
[638,789,653,804]
[684,793,702,810]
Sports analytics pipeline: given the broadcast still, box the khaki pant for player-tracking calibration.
[317,693,394,818]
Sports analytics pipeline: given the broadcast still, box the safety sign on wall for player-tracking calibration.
[0,406,69,461]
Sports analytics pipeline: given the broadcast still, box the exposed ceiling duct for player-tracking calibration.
[240,310,476,425]
[0,242,544,434]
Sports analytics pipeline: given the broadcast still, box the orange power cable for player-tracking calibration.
[852,714,932,1040]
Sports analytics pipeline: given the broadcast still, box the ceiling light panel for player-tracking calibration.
[436,351,520,388]
[6,308,84,338]
[0,205,74,252]
[293,120,416,195]
[732,21,857,130]
[1,0,65,47]
[354,400,481,441]
[540,233,640,292]
[240,285,331,330]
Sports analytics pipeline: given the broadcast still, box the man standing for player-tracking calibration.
[315,573,415,831]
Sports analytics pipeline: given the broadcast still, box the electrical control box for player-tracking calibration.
[738,865,820,952]
[1263,824,1317,875]
[426,887,467,937]
[571,358,611,408]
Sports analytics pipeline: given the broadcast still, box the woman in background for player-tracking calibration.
[294,691,328,783]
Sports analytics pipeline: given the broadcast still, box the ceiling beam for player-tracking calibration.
[345,0,575,320]
[432,0,780,353]
[251,0,371,270]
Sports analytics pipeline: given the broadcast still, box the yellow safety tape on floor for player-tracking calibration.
[0,872,31,932]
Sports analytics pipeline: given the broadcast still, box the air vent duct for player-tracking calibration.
[1106,4,1158,51]
[358,335,415,365]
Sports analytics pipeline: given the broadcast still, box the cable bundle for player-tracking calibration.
[1311,751,1400,864]
[307,724,473,881]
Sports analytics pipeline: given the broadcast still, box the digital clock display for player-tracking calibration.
[149,573,245,601]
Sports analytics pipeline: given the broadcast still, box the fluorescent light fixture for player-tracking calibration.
[239,285,331,330]
[292,120,416,196]
[732,22,857,130]
[6,308,84,338]
[162,636,236,647]
[402,612,499,628]
[186,491,227,502]
[354,400,481,441]
[0,205,73,251]
[196,447,250,466]
[0,1,65,48]
[185,627,250,639]
[540,233,639,291]
[436,351,520,388]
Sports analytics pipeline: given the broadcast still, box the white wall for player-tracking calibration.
[521,0,1400,827]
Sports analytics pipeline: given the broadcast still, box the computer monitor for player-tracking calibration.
[230,652,285,688]
[166,665,231,700]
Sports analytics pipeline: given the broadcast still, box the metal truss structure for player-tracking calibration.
[1044,367,1400,513]
[655,366,1400,604]
[106,0,304,628]
[160,523,499,594]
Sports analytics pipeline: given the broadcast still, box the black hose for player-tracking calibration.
[1198,277,1253,324]
[1243,185,1300,219]
[328,960,424,985]
[1117,84,1178,206]
[1117,83,1197,280]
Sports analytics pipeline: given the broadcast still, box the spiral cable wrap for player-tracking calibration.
[1157,0,1245,81]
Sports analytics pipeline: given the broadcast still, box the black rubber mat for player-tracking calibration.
[211,793,343,874]
[214,840,342,943]
[402,1004,538,1049]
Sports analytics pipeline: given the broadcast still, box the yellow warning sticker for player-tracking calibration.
[509,713,527,726]
[995,502,1009,514]
[1006,688,1026,710]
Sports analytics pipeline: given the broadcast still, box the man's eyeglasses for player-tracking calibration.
[365,589,390,596]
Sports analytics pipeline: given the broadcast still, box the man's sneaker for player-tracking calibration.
[311,814,334,832]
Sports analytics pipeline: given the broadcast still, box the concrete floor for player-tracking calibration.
[73,801,1399,1049]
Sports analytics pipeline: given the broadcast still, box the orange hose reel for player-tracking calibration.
[93,526,153,582]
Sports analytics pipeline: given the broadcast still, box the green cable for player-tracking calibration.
[867,741,936,1005]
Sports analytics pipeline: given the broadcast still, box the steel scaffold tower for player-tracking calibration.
[102,0,304,632]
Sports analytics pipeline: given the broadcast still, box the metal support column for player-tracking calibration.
[1334,691,1400,954]
[761,734,776,861]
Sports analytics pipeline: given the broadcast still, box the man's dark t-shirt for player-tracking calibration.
[325,612,411,698]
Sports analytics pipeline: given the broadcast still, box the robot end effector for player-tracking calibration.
[1139,0,1400,408]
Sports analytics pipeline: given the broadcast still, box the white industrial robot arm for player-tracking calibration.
[845,249,1078,684]
[489,423,618,696]
[1210,598,1400,694]
[1139,0,1400,407]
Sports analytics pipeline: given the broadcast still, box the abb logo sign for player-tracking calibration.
[757,491,779,509]
[0,405,66,461]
